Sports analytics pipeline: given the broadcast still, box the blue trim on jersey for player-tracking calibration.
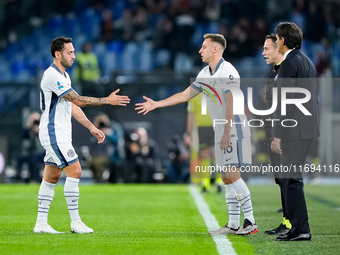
[59,158,79,169]
[234,115,244,139]
[237,138,244,165]
[225,90,231,94]
[68,158,79,166]
[48,92,58,144]
[51,63,63,76]
[45,162,58,167]
[209,58,225,76]
[51,144,68,168]
[190,83,202,92]
[40,89,45,111]
[46,158,78,169]
[59,88,73,98]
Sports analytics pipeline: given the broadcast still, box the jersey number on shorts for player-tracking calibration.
[224,142,233,154]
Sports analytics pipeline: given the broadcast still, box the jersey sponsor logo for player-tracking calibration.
[67,149,75,157]
[225,77,237,85]
[57,81,64,90]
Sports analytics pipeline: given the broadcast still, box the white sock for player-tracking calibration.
[64,177,81,222]
[232,178,255,224]
[225,184,240,229]
[37,179,55,223]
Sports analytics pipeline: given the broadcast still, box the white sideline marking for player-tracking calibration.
[189,185,237,255]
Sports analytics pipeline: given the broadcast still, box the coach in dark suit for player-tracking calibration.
[271,22,320,241]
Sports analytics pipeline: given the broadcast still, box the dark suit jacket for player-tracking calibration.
[274,49,320,142]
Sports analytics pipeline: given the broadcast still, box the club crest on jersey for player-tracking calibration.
[57,81,64,89]
[67,149,75,157]
[229,75,234,80]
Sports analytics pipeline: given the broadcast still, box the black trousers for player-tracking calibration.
[265,127,287,219]
[278,138,313,234]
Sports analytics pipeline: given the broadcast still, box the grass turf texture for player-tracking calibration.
[0,185,217,255]
[0,184,339,254]
[204,184,340,255]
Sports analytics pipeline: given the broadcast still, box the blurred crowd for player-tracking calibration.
[12,110,191,184]
[0,0,338,77]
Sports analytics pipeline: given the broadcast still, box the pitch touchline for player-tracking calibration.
[188,185,237,255]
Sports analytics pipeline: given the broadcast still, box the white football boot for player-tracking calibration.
[71,220,94,234]
[33,222,63,234]
[208,224,239,234]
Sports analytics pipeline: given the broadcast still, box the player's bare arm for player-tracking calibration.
[220,92,234,150]
[64,89,130,107]
[135,86,200,115]
[71,104,105,144]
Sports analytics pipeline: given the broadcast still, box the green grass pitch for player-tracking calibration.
[0,184,340,255]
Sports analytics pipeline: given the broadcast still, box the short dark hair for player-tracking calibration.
[265,34,277,48]
[275,22,303,49]
[203,33,227,50]
[50,36,73,58]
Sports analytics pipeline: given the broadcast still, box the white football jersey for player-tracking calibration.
[191,58,250,142]
[39,64,73,146]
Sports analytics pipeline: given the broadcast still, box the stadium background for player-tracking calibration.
[0,0,339,183]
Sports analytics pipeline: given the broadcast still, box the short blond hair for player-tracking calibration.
[203,33,227,50]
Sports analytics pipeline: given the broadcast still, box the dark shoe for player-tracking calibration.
[275,232,311,241]
[217,184,223,193]
[264,223,290,235]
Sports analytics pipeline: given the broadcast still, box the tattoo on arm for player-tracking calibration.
[64,90,107,107]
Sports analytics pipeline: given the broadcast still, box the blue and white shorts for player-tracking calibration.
[43,143,79,169]
[215,137,252,172]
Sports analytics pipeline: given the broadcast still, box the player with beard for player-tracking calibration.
[34,37,130,234]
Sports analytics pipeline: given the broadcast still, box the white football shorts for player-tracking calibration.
[43,143,79,169]
[215,137,252,171]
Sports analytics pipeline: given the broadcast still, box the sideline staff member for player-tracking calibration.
[262,34,291,236]
[272,22,319,241]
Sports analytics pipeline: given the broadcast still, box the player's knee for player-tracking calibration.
[70,168,82,179]
[222,177,233,185]
[44,173,61,184]
[222,176,240,185]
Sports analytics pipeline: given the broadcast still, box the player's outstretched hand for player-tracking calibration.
[90,127,105,144]
[107,89,130,106]
[135,96,157,115]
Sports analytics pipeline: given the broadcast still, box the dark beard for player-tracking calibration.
[60,58,72,68]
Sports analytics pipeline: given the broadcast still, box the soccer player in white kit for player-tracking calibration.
[135,34,258,235]
[34,37,130,234]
